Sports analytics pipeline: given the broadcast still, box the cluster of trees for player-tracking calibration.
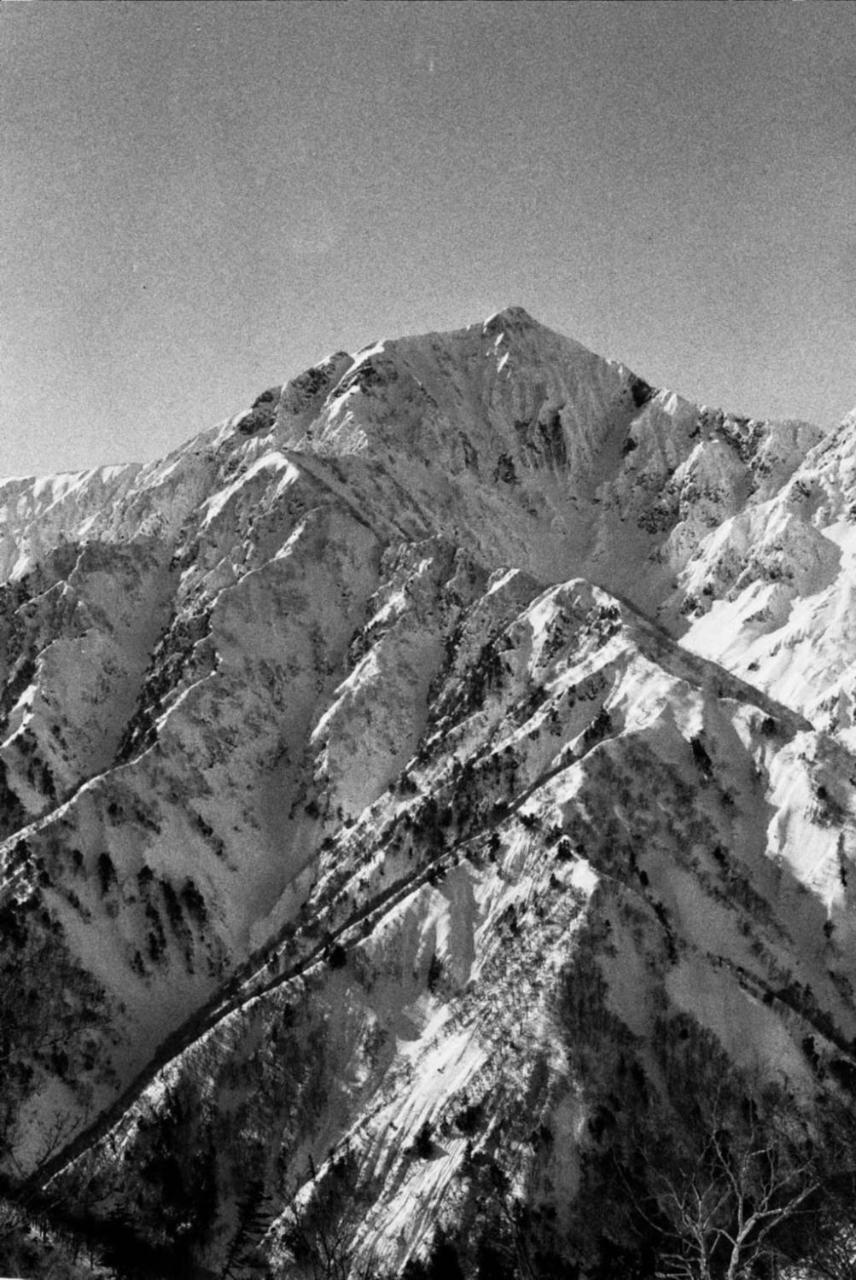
[393,1088,856,1280]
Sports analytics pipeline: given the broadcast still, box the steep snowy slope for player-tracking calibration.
[677,411,856,737]
[46,577,856,1277]
[2,308,856,1277]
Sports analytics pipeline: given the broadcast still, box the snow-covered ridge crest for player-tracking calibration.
[0,306,825,603]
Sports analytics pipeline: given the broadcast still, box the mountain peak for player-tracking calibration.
[481,303,539,334]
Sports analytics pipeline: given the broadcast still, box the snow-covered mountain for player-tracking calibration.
[3,308,856,1277]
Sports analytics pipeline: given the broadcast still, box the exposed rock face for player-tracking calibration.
[2,308,856,1276]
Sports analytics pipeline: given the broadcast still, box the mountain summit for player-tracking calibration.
[2,312,856,1278]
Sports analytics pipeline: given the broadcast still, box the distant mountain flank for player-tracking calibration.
[2,310,856,1278]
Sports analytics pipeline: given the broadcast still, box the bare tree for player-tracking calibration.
[648,1109,820,1280]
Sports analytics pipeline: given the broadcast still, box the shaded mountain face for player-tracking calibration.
[2,308,856,1275]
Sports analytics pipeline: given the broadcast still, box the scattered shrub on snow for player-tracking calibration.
[427,952,443,992]
[412,1120,435,1159]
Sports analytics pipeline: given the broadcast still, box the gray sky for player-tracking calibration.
[2,0,855,477]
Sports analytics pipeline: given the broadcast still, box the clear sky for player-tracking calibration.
[2,0,855,478]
